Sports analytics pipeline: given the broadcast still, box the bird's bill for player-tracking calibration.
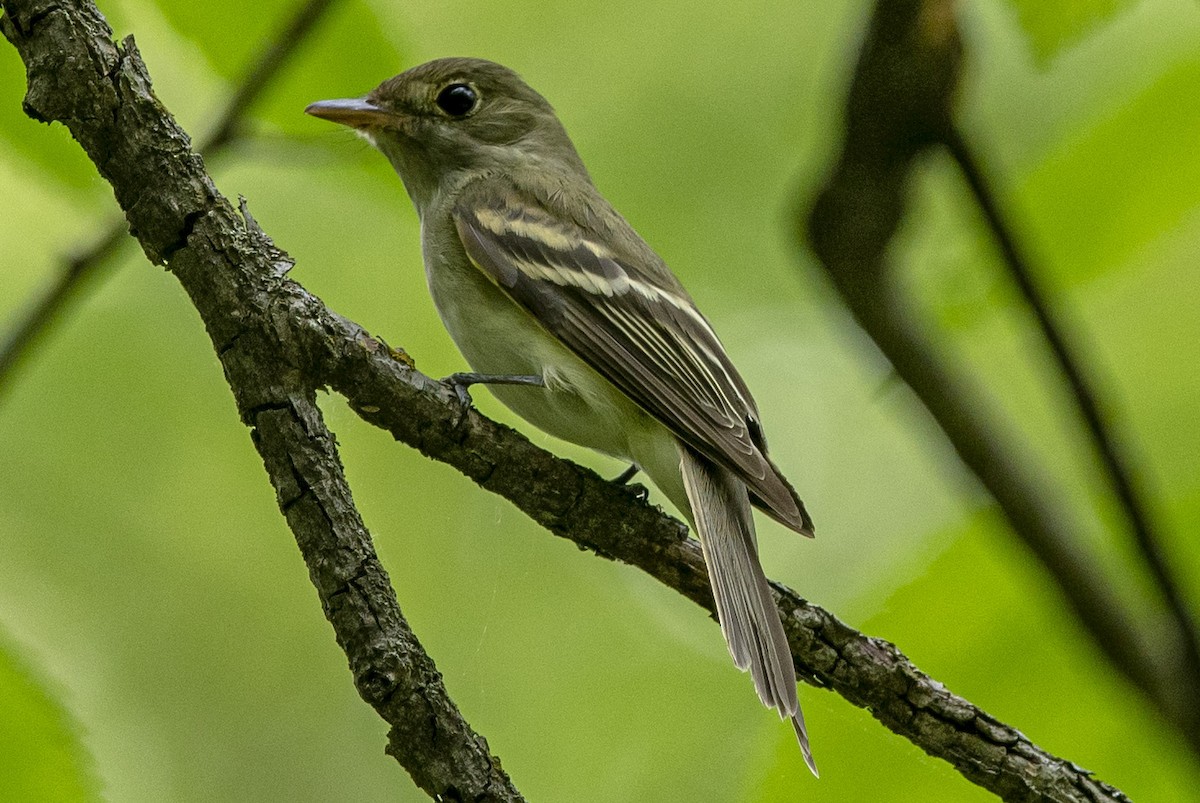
[304,98,392,128]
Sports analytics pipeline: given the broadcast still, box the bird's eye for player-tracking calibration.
[435,83,479,117]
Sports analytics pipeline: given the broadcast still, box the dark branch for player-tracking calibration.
[1,0,1134,799]
[0,2,520,800]
[804,0,1200,747]
[0,0,338,400]
[299,298,1133,803]
[944,124,1200,705]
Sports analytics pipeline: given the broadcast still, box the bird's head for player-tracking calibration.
[306,57,586,208]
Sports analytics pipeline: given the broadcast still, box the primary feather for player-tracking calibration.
[453,177,814,534]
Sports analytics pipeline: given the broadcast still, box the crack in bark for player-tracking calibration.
[161,206,209,264]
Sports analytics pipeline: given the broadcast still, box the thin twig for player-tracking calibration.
[0,224,124,387]
[0,0,338,399]
[944,123,1200,700]
[202,0,336,152]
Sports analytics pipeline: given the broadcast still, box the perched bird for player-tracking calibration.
[306,57,817,774]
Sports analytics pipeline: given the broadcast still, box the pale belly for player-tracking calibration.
[422,238,689,514]
[427,245,640,455]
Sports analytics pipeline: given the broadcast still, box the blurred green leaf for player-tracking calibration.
[255,0,405,136]
[147,0,295,80]
[857,516,1198,801]
[1019,57,1200,287]
[0,636,98,802]
[143,0,403,138]
[0,52,108,195]
[1006,0,1132,63]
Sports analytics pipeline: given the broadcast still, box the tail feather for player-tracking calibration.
[678,444,817,776]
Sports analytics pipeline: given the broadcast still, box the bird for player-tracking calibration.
[306,57,817,775]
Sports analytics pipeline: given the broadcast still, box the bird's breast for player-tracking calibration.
[420,213,658,463]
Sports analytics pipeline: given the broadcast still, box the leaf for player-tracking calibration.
[0,636,99,802]
[254,0,406,137]
[1020,57,1200,286]
[144,0,404,134]
[1006,0,1132,64]
[0,53,107,194]
[148,0,296,81]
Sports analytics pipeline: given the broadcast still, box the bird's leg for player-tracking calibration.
[610,464,649,501]
[441,372,545,408]
[612,464,640,485]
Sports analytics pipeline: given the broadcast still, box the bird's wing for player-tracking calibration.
[452,180,811,534]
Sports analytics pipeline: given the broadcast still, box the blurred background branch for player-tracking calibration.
[805,0,1199,750]
[943,126,1200,701]
[0,0,337,400]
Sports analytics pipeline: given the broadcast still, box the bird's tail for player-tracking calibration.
[678,444,817,777]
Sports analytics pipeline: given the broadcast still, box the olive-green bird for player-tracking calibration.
[307,57,817,775]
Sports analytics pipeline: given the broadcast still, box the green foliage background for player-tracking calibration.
[2,0,1199,800]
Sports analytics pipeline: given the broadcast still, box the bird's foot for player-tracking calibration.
[610,465,649,501]
[441,372,545,409]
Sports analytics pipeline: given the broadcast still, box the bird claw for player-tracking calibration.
[611,465,648,500]
[442,373,476,409]
[621,482,650,502]
[440,372,545,422]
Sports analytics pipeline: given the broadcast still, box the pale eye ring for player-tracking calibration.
[436,83,479,117]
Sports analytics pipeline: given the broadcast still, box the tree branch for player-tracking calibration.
[0,2,520,800]
[804,0,1200,748]
[0,0,1133,799]
[0,0,338,400]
